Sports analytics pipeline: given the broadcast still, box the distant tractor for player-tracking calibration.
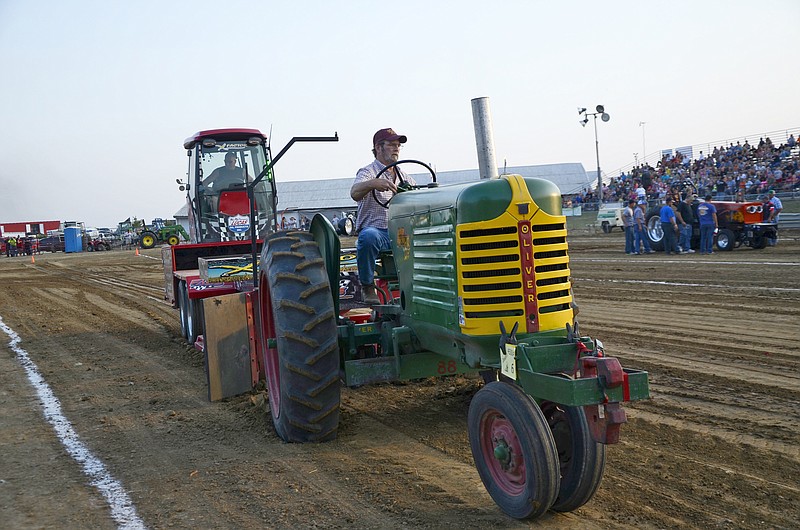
[160,127,649,520]
[645,199,778,251]
[139,218,189,249]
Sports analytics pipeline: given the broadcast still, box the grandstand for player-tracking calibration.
[577,127,800,206]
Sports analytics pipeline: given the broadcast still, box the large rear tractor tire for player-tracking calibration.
[468,381,560,519]
[715,228,735,251]
[645,212,664,251]
[259,230,340,443]
[140,230,158,249]
[541,401,605,512]
[601,222,612,234]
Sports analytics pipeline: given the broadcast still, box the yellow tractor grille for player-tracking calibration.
[457,219,572,335]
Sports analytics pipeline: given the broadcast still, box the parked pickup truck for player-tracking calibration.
[597,204,625,233]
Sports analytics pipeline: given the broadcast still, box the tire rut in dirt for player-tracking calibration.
[260,230,340,443]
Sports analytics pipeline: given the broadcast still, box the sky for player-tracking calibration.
[1,0,798,228]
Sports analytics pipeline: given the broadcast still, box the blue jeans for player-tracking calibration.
[356,227,391,286]
[624,226,634,254]
[679,224,692,251]
[634,226,651,253]
[699,224,715,253]
[661,222,678,254]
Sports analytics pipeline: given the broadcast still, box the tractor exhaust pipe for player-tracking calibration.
[471,97,499,180]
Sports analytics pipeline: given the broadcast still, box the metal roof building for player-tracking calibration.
[274,162,590,212]
[173,162,591,223]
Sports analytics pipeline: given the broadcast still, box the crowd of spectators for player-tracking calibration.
[568,134,800,207]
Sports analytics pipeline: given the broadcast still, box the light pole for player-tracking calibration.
[639,121,646,164]
[579,105,610,206]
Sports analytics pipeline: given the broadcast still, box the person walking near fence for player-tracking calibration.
[660,196,680,255]
[696,195,717,254]
[633,200,654,254]
[677,194,695,253]
[623,199,635,255]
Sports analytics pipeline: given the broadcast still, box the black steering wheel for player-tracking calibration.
[371,159,437,209]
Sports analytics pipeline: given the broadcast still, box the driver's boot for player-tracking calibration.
[361,284,380,305]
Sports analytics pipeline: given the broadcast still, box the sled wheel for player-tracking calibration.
[468,381,560,519]
[186,288,203,344]
[715,228,735,251]
[167,235,180,246]
[140,231,157,249]
[177,281,189,339]
[258,230,340,442]
[541,401,605,512]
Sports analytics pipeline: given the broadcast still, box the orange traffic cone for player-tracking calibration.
[135,247,140,256]
[31,255,35,264]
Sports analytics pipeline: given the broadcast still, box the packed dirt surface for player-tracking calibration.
[1,230,798,529]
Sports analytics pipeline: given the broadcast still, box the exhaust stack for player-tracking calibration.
[471,97,499,180]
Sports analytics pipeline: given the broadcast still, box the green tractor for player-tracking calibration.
[164,129,649,520]
[139,218,189,249]
[257,162,649,519]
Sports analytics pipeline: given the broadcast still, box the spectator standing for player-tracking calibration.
[766,189,783,222]
[659,197,680,255]
[635,181,646,201]
[676,194,695,253]
[633,200,654,254]
[622,199,635,255]
[696,195,718,254]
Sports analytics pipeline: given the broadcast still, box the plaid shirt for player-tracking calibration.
[353,159,415,232]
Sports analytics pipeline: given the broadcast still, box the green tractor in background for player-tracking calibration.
[139,218,189,249]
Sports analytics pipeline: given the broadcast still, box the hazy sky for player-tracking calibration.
[1,0,798,228]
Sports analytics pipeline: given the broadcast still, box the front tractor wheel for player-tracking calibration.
[541,401,605,512]
[468,381,560,519]
[166,235,180,246]
[139,230,158,249]
[259,231,340,443]
[716,228,736,251]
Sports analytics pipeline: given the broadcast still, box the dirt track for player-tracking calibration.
[1,231,798,529]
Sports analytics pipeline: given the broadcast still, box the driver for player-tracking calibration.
[350,128,416,304]
[203,151,250,190]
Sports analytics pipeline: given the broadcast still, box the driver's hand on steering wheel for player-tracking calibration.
[372,178,397,193]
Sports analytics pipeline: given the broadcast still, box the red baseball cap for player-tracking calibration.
[373,128,407,146]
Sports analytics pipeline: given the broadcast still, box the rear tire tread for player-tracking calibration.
[260,230,340,443]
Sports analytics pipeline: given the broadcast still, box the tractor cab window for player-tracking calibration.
[194,142,275,241]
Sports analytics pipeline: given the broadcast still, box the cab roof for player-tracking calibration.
[183,128,267,150]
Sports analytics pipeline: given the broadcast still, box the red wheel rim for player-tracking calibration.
[480,410,526,495]
[258,269,280,416]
